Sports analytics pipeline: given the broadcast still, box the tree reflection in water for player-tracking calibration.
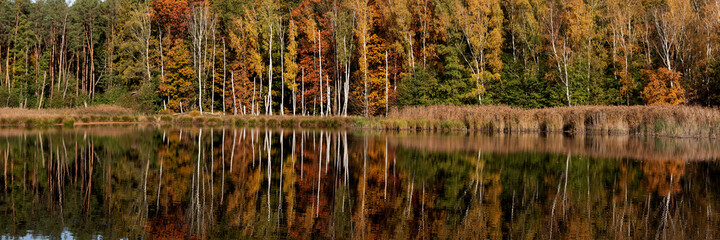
[0,126,718,239]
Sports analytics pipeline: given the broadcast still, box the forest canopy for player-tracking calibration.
[0,0,719,115]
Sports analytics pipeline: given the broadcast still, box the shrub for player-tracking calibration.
[642,68,685,105]
[280,119,296,127]
[157,109,172,115]
[135,81,160,113]
[300,119,316,127]
[63,119,75,127]
[179,117,193,123]
[397,68,439,107]
[266,119,277,127]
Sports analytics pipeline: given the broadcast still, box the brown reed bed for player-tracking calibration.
[2,105,719,138]
[381,105,720,138]
[0,106,349,129]
[0,105,134,118]
[0,105,143,127]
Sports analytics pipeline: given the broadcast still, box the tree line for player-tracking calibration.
[1,0,719,115]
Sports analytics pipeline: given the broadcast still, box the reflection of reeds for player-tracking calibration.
[386,133,720,161]
[0,125,156,137]
[385,105,720,138]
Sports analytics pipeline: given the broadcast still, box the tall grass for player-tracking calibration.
[0,105,134,118]
[2,105,719,138]
[0,106,349,128]
[0,105,141,127]
[386,105,720,138]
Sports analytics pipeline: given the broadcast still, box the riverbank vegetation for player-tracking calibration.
[2,105,719,138]
[1,0,720,116]
[0,105,347,128]
[381,105,720,137]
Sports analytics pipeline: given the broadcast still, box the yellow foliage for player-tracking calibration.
[455,0,504,99]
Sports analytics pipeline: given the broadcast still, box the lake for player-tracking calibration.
[0,126,718,239]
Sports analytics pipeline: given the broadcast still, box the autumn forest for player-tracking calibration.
[1,0,720,116]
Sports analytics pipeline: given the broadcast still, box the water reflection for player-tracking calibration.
[0,126,718,239]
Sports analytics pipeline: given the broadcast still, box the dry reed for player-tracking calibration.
[0,105,134,118]
[385,105,720,138]
[1,105,719,138]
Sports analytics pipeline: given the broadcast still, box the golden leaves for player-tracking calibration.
[642,68,686,105]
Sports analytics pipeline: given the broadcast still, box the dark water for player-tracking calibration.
[0,126,719,239]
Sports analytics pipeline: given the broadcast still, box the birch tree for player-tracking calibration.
[129,2,152,82]
[259,0,277,115]
[652,0,692,79]
[352,0,371,116]
[608,0,638,105]
[284,19,298,115]
[335,4,354,116]
[456,0,504,104]
[543,0,573,106]
[190,2,211,113]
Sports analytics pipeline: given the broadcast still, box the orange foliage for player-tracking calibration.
[292,3,335,114]
[642,68,686,105]
[642,160,685,196]
[151,0,190,38]
[352,32,389,116]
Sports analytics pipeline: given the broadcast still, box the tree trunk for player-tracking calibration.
[211,28,216,114]
[385,51,388,116]
[76,53,79,97]
[267,25,273,115]
[344,62,349,116]
[326,75,331,116]
[90,25,96,101]
[232,72,237,115]
[292,72,296,115]
[301,68,305,116]
[252,77,256,115]
[38,72,46,109]
[363,36,368,117]
[223,39,226,114]
[319,30,323,117]
[281,25,285,116]
[159,31,164,82]
[60,14,68,96]
[145,32,151,82]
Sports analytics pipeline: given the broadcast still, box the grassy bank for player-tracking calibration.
[0,105,350,129]
[377,105,720,138]
[2,105,719,138]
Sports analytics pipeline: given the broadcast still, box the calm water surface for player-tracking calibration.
[0,126,719,239]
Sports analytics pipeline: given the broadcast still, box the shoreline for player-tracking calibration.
[1,105,719,138]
